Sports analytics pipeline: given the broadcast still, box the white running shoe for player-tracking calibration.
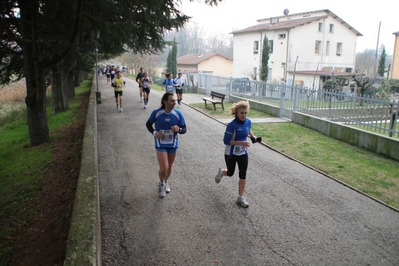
[159,183,166,198]
[165,182,170,193]
[120,107,123,112]
[215,168,223,183]
[236,196,249,208]
[140,98,143,103]
[144,105,147,109]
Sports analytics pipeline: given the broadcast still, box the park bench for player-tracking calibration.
[202,91,225,111]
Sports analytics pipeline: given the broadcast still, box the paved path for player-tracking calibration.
[96,76,399,265]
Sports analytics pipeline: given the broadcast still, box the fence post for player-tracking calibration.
[280,82,286,118]
[228,76,233,96]
[389,101,398,137]
[293,84,300,112]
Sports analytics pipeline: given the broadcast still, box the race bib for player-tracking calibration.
[160,130,173,144]
[233,145,247,156]
[166,85,174,92]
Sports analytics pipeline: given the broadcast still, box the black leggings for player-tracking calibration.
[224,154,248,180]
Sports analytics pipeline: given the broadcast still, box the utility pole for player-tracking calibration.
[374,21,381,76]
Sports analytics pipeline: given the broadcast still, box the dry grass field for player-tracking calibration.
[0,80,27,122]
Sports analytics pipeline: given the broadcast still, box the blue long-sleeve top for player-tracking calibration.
[223,117,252,156]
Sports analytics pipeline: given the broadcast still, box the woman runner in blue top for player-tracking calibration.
[214,100,261,208]
[146,92,187,198]
[162,73,178,93]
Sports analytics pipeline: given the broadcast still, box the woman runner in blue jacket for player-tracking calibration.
[214,100,261,208]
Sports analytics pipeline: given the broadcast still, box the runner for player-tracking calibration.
[145,92,187,198]
[141,71,153,109]
[112,71,125,112]
[214,100,261,208]
[161,73,178,93]
[174,72,185,107]
[110,65,116,81]
[135,67,145,103]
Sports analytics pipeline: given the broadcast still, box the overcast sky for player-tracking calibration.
[181,0,397,54]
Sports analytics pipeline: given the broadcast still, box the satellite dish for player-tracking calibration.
[283,9,289,16]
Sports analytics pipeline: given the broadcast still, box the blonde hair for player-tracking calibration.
[230,101,250,117]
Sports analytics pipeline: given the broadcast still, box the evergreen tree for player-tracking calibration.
[260,37,270,81]
[166,49,173,73]
[377,45,386,77]
[165,38,177,76]
[171,39,178,77]
[0,0,221,146]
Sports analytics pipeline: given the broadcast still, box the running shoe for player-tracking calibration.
[140,98,143,103]
[165,182,170,193]
[159,183,166,198]
[144,105,147,109]
[215,168,223,183]
[120,107,123,112]
[236,196,249,208]
[116,104,119,110]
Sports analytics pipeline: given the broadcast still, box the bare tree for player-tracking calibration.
[355,49,375,75]
[352,75,376,106]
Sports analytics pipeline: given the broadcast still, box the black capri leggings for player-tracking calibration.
[224,154,248,180]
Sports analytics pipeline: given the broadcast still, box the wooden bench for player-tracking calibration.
[202,91,225,111]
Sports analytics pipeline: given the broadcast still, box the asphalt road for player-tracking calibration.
[97,75,399,265]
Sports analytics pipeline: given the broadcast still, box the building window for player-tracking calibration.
[339,78,349,85]
[326,41,330,55]
[336,42,342,56]
[315,40,321,55]
[278,33,286,39]
[253,40,259,54]
[329,24,334,33]
[318,22,322,32]
[269,40,274,53]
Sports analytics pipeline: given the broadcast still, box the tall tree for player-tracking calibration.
[0,0,222,146]
[260,36,270,81]
[171,39,178,77]
[377,45,386,77]
[165,38,177,76]
[166,48,173,74]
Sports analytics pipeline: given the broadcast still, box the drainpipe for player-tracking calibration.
[258,31,263,81]
[284,29,290,82]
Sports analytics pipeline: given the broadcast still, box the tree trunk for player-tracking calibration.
[51,63,69,113]
[74,67,83,87]
[24,60,50,146]
[67,70,75,99]
[18,0,50,146]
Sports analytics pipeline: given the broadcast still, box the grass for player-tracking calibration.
[0,77,92,264]
[190,99,399,210]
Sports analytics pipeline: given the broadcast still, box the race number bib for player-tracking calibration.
[166,85,174,92]
[233,145,247,156]
[160,130,173,144]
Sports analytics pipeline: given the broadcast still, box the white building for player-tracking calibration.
[231,9,362,89]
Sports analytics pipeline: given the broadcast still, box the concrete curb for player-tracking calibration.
[64,77,101,265]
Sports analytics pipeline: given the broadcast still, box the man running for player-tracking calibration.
[135,67,145,103]
[174,72,185,107]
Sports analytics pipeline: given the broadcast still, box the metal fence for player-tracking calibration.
[198,73,399,138]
